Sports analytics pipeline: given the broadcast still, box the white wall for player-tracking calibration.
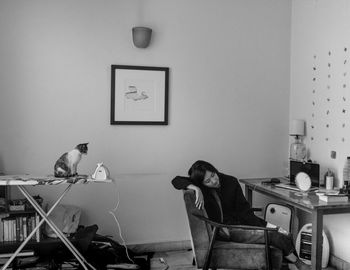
[0,0,291,245]
[291,0,350,262]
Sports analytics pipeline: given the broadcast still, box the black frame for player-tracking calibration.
[110,65,169,125]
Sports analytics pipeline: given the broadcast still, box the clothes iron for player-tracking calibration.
[91,163,112,182]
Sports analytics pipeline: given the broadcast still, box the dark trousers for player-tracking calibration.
[218,228,295,257]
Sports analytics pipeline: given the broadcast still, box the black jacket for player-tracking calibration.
[172,173,266,227]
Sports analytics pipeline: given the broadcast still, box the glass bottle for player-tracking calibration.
[290,136,306,161]
[343,157,350,186]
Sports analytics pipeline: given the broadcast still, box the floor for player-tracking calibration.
[151,250,196,270]
[150,250,338,270]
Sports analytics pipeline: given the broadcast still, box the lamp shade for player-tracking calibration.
[290,119,305,136]
[132,26,152,48]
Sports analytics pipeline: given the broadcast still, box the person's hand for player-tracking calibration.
[277,226,289,235]
[187,184,204,209]
[194,188,204,209]
[267,222,289,235]
[266,222,277,228]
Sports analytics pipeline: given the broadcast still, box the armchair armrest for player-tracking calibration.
[192,213,278,232]
[192,213,276,270]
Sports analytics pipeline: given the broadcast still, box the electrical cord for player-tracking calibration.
[109,182,135,264]
[159,257,169,270]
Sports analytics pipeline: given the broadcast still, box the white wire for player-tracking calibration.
[109,183,135,264]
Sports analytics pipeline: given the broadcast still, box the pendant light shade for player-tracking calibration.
[132,26,152,48]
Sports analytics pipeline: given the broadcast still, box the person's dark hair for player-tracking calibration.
[188,160,219,186]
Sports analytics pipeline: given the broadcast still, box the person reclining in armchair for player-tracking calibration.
[172,160,310,270]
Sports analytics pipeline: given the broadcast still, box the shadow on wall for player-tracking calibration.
[0,156,3,173]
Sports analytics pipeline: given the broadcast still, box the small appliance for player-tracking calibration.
[264,203,293,233]
[91,163,112,182]
[295,223,330,268]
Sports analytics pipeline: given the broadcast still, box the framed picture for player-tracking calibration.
[111,65,169,125]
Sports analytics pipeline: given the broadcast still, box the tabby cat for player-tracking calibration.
[54,143,88,178]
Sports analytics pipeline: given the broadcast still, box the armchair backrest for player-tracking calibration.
[183,190,212,265]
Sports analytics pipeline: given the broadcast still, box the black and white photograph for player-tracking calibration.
[0,1,349,270]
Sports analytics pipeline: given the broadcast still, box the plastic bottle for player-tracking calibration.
[342,157,350,185]
[325,169,334,190]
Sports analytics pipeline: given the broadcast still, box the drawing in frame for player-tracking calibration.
[111,65,169,125]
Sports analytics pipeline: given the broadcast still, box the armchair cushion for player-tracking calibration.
[195,241,283,269]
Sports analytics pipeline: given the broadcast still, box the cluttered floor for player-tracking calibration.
[103,249,195,270]
[1,248,340,270]
[150,250,338,270]
[7,250,195,269]
[150,250,195,270]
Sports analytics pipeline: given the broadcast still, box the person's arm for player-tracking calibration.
[233,178,267,226]
[187,184,204,209]
[171,176,192,190]
[171,176,204,209]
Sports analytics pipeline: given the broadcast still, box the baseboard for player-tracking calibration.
[330,253,350,270]
[128,240,192,253]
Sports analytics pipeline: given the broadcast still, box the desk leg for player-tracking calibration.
[245,185,253,205]
[311,210,323,270]
[18,185,96,270]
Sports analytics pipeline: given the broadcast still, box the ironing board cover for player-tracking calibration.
[0,174,90,185]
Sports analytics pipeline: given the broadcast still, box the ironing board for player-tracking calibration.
[0,174,101,270]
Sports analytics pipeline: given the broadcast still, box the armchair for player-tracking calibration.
[183,190,283,270]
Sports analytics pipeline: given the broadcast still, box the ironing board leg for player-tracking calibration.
[1,184,76,270]
[17,185,96,270]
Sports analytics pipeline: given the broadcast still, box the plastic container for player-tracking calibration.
[326,176,334,190]
[325,169,334,190]
[343,157,350,185]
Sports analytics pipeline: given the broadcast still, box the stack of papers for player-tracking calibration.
[318,195,348,202]
[316,191,349,202]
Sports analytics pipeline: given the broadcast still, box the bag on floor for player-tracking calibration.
[45,204,81,238]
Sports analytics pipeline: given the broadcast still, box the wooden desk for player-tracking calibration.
[239,178,350,270]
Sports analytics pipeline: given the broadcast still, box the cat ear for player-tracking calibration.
[77,143,88,146]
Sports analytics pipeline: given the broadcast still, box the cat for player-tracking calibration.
[54,143,88,178]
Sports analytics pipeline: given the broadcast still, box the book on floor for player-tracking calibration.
[0,250,34,258]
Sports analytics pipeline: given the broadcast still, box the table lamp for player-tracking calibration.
[289,119,306,161]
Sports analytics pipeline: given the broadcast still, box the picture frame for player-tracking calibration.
[110,65,169,125]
